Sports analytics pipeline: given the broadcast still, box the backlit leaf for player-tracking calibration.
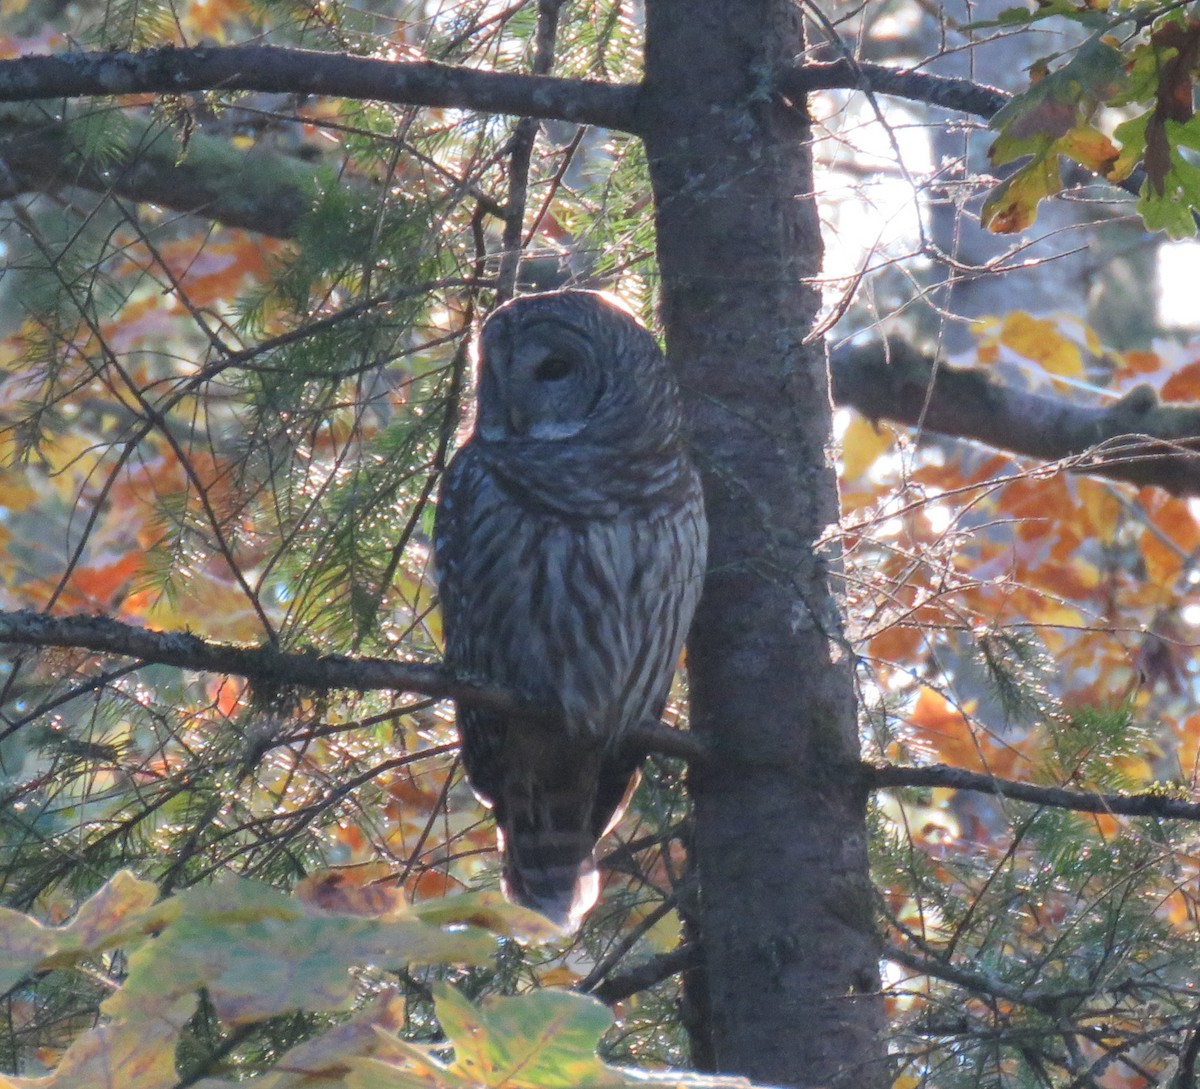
[998,312,1084,377]
[842,416,895,480]
[107,878,498,1024]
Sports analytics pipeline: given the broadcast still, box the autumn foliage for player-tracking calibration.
[6,0,1200,1088]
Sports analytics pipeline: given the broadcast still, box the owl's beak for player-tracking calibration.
[506,403,531,436]
[476,385,525,439]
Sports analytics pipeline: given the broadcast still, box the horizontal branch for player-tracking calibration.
[0,610,706,762]
[588,943,701,1005]
[782,58,1009,120]
[0,51,1138,241]
[885,941,1059,1013]
[831,338,1200,495]
[0,47,1014,130]
[0,44,639,132]
[870,760,1200,820]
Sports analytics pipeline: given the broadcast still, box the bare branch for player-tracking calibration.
[781,59,1009,119]
[886,942,1062,1013]
[831,338,1200,495]
[870,761,1200,821]
[587,943,701,1005]
[0,609,705,761]
[495,0,566,301]
[0,45,639,132]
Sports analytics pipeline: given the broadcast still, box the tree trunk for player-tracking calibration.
[639,3,886,1086]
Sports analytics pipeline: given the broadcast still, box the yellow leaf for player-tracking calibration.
[539,965,582,987]
[999,312,1084,378]
[842,416,894,480]
[1058,124,1120,176]
[0,998,196,1089]
[1077,481,1122,544]
[982,155,1060,233]
[1029,603,1085,628]
[0,473,37,514]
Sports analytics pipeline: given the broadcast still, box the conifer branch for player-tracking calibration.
[780,59,1009,120]
[587,943,701,1005]
[0,609,705,760]
[0,45,639,131]
[871,761,1200,821]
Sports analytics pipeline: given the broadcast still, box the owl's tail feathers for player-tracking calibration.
[496,821,600,932]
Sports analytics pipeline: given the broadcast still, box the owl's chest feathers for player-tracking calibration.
[476,433,698,520]
[440,446,703,739]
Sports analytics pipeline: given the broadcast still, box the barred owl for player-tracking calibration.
[433,291,707,929]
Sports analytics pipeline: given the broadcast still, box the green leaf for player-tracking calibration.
[989,37,1125,158]
[1112,110,1151,180]
[1136,147,1200,238]
[0,871,161,992]
[105,877,498,1023]
[432,983,618,1088]
[349,985,761,1089]
[965,0,1107,31]
[410,890,565,941]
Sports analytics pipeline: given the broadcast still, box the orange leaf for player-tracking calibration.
[908,688,991,772]
[69,550,143,609]
[1118,349,1164,377]
[868,624,924,663]
[1161,359,1200,401]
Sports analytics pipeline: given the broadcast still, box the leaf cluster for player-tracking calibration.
[983,4,1200,237]
[0,870,740,1088]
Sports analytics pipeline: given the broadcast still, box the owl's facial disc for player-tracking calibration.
[479,322,604,441]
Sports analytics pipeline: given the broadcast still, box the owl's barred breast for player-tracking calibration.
[437,442,705,744]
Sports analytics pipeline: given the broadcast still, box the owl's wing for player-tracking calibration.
[431,442,477,645]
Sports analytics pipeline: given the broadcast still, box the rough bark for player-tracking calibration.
[640,3,886,1086]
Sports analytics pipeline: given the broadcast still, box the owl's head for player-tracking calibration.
[474,291,675,444]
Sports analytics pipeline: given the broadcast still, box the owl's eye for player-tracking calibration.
[533,355,574,382]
